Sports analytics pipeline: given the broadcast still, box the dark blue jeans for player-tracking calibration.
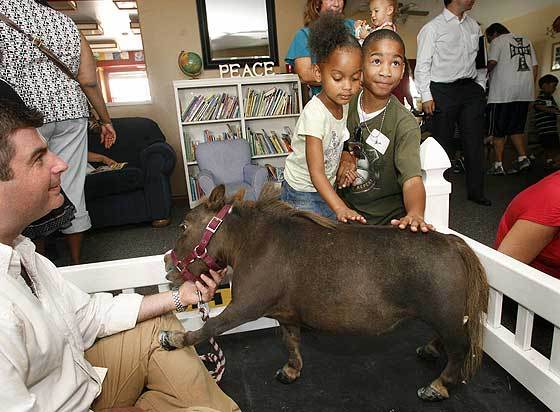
[280,181,336,220]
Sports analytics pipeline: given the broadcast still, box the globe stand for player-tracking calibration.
[178,51,203,79]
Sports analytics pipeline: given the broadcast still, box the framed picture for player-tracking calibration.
[195,0,279,70]
[552,42,560,71]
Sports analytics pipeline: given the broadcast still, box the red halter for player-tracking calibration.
[170,204,232,282]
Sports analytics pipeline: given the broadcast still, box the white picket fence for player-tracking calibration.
[60,137,560,411]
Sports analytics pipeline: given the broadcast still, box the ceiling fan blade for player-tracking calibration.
[404,10,429,16]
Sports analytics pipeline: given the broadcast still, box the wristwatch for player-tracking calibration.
[171,288,186,312]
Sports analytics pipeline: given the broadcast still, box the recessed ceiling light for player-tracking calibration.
[113,0,137,10]
[47,1,77,11]
[76,22,104,36]
[89,40,119,52]
[130,21,141,35]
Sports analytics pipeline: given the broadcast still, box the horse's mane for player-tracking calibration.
[234,184,336,229]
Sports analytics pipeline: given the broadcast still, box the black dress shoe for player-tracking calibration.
[450,158,465,174]
[468,196,492,206]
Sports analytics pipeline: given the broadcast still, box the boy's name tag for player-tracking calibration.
[365,129,390,155]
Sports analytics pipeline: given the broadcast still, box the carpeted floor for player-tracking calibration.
[49,160,554,412]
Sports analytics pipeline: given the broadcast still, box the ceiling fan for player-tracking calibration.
[395,2,430,24]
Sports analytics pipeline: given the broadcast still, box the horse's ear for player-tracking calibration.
[231,188,245,203]
[207,185,226,210]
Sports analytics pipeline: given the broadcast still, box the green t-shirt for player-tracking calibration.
[341,94,421,225]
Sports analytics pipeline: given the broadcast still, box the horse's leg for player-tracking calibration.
[417,331,468,401]
[416,336,445,361]
[159,302,264,350]
[275,324,302,384]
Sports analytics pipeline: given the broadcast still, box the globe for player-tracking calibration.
[178,51,203,79]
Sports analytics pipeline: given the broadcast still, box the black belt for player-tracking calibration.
[432,78,475,86]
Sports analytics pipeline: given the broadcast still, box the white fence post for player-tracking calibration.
[420,137,451,230]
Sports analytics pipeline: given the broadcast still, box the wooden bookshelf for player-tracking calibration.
[173,75,303,208]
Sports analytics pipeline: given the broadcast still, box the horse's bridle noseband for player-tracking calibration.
[169,204,232,282]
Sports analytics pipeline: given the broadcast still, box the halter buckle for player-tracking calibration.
[32,36,44,48]
[206,216,223,233]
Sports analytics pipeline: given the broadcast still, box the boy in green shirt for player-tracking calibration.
[337,29,432,232]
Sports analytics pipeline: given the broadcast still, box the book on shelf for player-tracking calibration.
[184,123,242,162]
[246,126,293,156]
[264,164,285,183]
[189,175,205,201]
[181,92,239,123]
[244,86,299,118]
[270,131,288,153]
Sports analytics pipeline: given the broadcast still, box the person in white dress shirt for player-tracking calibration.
[415,0,490,206]
[0,100,239,411]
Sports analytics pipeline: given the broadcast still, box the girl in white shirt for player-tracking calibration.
[282,13,366,223]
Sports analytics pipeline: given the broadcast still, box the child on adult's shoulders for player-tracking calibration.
[354,0,398,44]
[369,0,398,31]
[336,29,433,233]
[281,13,366,224]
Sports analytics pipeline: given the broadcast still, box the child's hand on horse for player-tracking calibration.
[178,268,226,305]
[391,215,434,233]
[334,206,367,224]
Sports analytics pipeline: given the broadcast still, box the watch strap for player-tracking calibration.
[171,289,186,312]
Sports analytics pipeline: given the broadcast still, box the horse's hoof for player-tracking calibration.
[159,331,177,351]
[275,368,295,384]
[416,345,440,361]
[417,385,447,401]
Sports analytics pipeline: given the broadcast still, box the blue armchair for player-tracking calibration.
[196,139,268,201]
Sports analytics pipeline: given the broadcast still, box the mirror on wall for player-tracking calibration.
[196,0,279,69]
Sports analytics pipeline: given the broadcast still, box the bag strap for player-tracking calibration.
[0,12,109,127]
[0,12,77,81]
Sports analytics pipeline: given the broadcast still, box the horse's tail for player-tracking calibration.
[454,235,489,381]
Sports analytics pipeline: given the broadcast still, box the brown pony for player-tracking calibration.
[161,184,488,401]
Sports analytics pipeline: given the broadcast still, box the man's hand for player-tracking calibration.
[391,215,434,233]
[336,151,357,188]
[422,100,436,116]
[178,268,226,306]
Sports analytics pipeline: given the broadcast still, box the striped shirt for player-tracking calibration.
[535,91,559,139]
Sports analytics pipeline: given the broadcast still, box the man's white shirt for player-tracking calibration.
[487,33,537,104]
[415,8,487,102]
[0,237,143,411]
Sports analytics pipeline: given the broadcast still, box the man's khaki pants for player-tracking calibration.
[85,313,240,412]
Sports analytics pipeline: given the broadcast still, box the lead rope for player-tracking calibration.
[196,290,226,383]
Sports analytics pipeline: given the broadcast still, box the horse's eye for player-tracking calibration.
[179,223,187,231]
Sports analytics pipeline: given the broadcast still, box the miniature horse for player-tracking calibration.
[161,185,488,401]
